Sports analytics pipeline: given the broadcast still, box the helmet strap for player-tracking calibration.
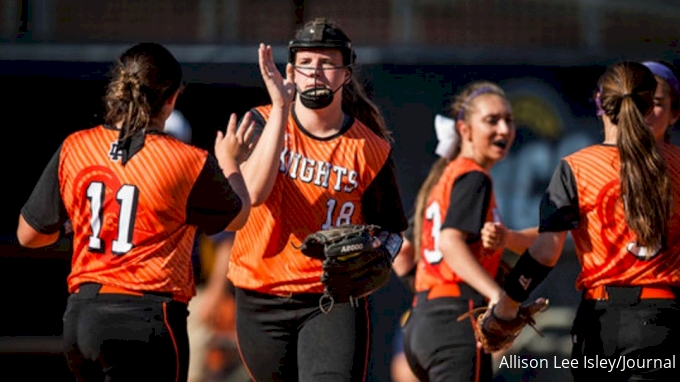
[296,71,350,110]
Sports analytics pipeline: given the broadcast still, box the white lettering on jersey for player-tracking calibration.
[279,149,360,193]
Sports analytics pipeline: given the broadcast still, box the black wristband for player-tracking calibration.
[503,249,553,302]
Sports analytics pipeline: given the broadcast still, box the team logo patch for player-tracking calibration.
[109,142,123,161]
[519,275,532,290]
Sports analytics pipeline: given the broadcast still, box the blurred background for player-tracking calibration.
[1,0,679,381]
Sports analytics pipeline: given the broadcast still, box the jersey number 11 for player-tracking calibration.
[86,182,139,255]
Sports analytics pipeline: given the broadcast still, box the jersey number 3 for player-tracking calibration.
[86,182,139,255]
[423,202,443,264]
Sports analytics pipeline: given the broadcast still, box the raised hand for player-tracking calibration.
[481,221,506,250]
[215,112,256,167]
[258,43,295,107]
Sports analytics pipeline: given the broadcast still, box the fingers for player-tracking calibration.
[258,43,278,81]
[236,112,252,140]
[481,221,505,249]
[214,130,224,151]
[482,222,500,235]
[258,43,268,79]
[285,62,295,83]
[485,221,503,229]
[259,44,275,81]
[243,120,256,146]
[481,230,499,241]
[226,112,237,137]
[236,113,256,158]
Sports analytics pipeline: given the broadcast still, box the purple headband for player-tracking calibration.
[457,86,497,121]
[596,85,604,116]
[642,61,680,97]
[596,62,680,117]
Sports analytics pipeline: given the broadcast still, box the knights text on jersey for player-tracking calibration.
[228,105,395,295]
[557,144,680,289]
[415,157,503,292]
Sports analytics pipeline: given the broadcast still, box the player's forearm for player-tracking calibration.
[223,170,251,231]
[526,231,567,267]
[505,227,539,255]
[240,105,288,206]
[441,233,502,303]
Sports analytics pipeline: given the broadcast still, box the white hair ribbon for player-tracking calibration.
[434,114,458,159]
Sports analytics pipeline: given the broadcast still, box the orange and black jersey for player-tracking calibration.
[228,104,408,295]
[415,157,503,292]
[20,125,243,302]
[539,143,680,290]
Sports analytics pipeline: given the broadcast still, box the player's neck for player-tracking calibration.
[294,102,345,138]
[113,117,165,132]
[459,145,493,171]
[602,116,618,145]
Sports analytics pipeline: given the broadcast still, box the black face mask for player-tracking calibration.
[297,83,344,109]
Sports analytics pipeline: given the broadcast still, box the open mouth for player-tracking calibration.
[492,139,508,149]
[305,87,332,97]
[304,84,318,90]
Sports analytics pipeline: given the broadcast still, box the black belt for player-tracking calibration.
[73,282,186,304]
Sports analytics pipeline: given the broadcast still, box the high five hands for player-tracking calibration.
[258,44,295,108]
[215,113,256,166]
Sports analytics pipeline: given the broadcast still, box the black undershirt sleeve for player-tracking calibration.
[20,144,68,234]
[442,171,492,243]
[361,155,408,233]
[241,108,266,160]
[186,154,243,235]
[538,159,580,232]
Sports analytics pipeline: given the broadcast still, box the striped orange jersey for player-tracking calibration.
[540,143,680,290]
[228,104,407,295]
[415,157,503,292]
[20,125,243,302]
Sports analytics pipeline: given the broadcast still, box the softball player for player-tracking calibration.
[494,61,680,381]
[225,17,408,382]
[641,61,680,143]
[401,81,516,381]
[17,42,252,382]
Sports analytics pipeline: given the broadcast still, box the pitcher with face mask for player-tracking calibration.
[222,17,408,382]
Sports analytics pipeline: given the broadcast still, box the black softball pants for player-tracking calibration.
[570,287,680,381]
[402,284,493,382]
[234,287,370,382]
[62,283,189,382]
